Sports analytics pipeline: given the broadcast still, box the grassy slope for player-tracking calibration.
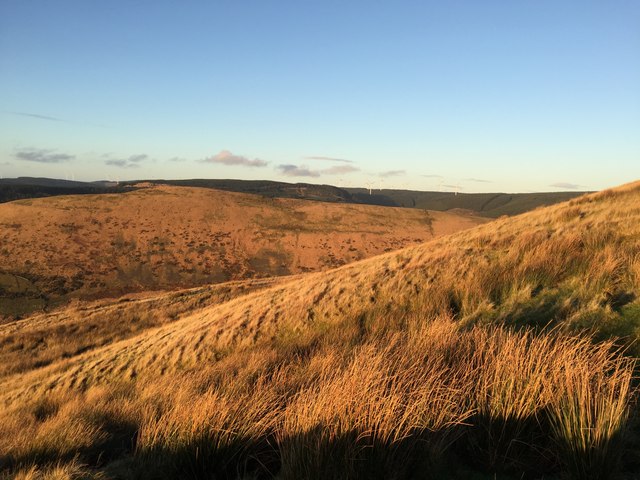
[1,181,639,479]
[0,276,285,380]
[0,184,485,318]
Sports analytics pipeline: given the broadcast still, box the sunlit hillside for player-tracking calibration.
[1,181,639,479]
[0,184,486,318]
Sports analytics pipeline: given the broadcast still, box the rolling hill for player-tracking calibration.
[0,181,638,479]
[145,179,587,217]
[0,184,486,318]
[1,177,585,218]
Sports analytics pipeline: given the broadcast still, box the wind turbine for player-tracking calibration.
[365,181,375,195]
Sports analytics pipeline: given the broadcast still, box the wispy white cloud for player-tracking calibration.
[277,164,321,177]
[276,163,360,177]
[550,182,584,190]
[322,165,360,175]
[379,170,405,177]
[6,110,108,128]
[465,177,491,183]
[202,150,268,167]
[128,154,147,163]
[305,156,354,164]
[105,154,148,168]
[8,111,64,122]
[15,148,74,163]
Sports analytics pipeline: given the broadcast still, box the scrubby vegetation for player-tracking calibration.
[1,181,639,478]
[0,184,482,318]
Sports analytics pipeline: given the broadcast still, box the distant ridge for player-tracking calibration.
[346,188,589,217]
[0,177,129,203]
[0,177,586,217]
[0,177,101,188]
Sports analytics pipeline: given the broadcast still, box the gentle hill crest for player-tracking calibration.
[1,177,586,218]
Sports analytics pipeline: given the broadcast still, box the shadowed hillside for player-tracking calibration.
[0,177,130,203]
[1,177,585,218]
[347,188,586,217]
[0,181,639,479]
[144,179,586,217]
[0,184,485,318]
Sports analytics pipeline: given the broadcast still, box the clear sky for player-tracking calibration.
[1,1,638,193]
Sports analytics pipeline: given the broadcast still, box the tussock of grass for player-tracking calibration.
[4,462,102,480]
[1,316,635,479]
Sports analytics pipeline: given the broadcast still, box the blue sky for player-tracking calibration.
[1,1,638,192]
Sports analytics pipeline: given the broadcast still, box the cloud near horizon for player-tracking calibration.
[549,182,584,190]
[379,170,405,177]
[15,148,74,163]
[203,150,268,167]
[322,165,360,175]
[305,156,354,164]
[105,154,148,168]
[277,164,320,177]
[465,177,491,183]
[277,163,360,177]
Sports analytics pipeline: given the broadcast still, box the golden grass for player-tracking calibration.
[0,184,486,317]
[0,277,282,380]
[1,180,639,478]
[1,315,634,478]
[3,460,104,480]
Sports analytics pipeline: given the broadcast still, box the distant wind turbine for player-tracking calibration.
[365,181,375,195]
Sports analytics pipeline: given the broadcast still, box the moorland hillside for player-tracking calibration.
[0,184,485,318]
[1,181,639,479]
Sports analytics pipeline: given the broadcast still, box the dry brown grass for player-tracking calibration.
[0,277,282,379]
[0,184,486,317]
[1,181,639,478]
[1,316,634,478]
